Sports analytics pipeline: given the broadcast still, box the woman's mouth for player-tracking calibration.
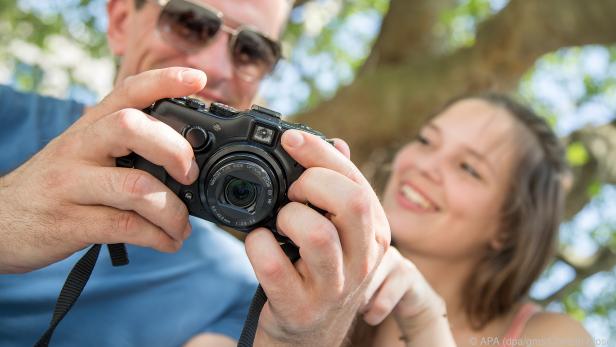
[397,183,440,213]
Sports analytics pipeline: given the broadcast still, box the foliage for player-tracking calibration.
[0,0,110,100]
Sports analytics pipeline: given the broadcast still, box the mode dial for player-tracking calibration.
[209,102,239,118]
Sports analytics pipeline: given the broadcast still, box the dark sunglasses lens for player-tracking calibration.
[232,29,280,79]
[158,0,221,50]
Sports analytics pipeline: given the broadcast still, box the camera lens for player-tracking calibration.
[224,178,257,208]
[202,151,281,230]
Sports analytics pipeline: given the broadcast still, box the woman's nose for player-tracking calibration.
[415,151,444,184]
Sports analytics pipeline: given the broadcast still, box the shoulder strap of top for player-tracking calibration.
[498,303,541,347]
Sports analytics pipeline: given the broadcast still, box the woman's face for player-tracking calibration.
[383,99,521,260]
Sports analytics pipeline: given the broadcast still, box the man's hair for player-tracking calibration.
[134,0,296,9]
[454,93,569,329]
[132,0,294,37]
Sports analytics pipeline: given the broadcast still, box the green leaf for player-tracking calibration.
[586,180,602,198]
[566,141,589,167]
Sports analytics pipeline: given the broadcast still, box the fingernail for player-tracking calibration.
[188,159,199,182]
[283,130,304,148]
[181,69,204,85]
[363,313,378,326]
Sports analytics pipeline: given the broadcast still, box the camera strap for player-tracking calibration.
[33,243,129,347]
[237,242,300,347]
[33,241,298,347]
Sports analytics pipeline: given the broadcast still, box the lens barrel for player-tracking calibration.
[203,153,279,229]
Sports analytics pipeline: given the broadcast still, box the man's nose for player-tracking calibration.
[185,32,234,82]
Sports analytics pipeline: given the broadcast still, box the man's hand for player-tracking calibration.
[245,130,391,347]
[0,67,207,273]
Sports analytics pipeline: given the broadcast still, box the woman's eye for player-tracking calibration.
[416,134,430,145]
[461,162,481,180]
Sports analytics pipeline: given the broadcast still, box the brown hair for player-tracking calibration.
[459,93,570,328]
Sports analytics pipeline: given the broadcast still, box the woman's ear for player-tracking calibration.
[107,0,132,56]
[489,231,506,251]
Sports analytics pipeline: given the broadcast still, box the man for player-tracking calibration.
[0,1,390,346]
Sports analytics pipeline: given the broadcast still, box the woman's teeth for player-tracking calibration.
[401,184,433,210]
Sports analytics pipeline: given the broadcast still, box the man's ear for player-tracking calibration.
[107,0,132,56]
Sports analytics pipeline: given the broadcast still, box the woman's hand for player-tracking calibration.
[360,246,457,346]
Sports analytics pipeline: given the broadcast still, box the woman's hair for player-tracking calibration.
[451,93,570,328]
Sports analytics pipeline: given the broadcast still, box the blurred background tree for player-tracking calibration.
[1,0,614,344]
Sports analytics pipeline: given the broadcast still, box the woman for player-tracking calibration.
[352,93,593,347]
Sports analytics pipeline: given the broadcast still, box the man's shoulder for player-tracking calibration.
[0,85,85,174]
[0,84,84,115]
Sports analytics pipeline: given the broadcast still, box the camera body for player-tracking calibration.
[117,97,328,233]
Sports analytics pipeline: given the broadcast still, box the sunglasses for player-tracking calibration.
[155,0,282,82]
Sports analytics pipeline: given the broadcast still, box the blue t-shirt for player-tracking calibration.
[0,85,258,346]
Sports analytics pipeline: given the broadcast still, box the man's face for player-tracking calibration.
[107,0,289,109]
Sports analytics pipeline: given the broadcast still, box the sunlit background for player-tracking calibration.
[1,0,614,344]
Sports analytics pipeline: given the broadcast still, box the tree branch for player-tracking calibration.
[538,246,616,306]
[468,0,616,89]
[360,0,457,74]
[565,120,616,219]
[292,0,311,8]
[294,0,616,167]
[535,121,616,305]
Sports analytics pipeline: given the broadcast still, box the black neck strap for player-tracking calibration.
[34,244,128,347]
[33,242,298,347]
[237,243,300,347]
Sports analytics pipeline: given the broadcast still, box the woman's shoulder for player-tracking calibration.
[522,311,592,342]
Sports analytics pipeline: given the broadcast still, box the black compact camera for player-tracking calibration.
[117,97,329,234]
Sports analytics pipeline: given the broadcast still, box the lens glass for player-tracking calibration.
[224,178,257,208]
[158,0,222,51]
[232,29,280,80]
